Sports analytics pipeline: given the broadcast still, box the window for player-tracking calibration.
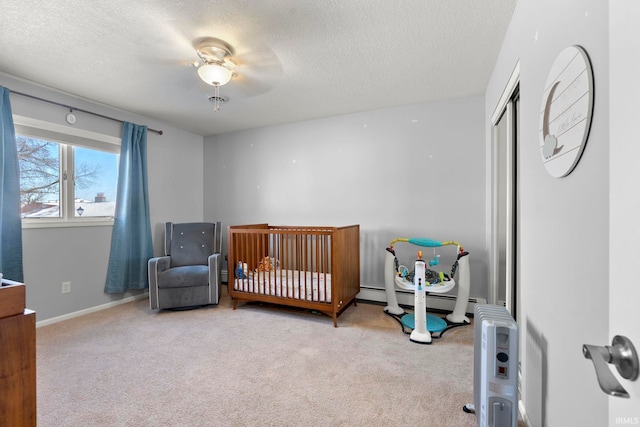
[14,116,120,226]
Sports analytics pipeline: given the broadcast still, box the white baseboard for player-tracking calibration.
[357,286,485,314]
[36,293,149,328]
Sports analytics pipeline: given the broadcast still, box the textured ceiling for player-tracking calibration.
[0,0,517,136]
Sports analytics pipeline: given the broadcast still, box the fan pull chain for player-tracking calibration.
[213,83,221,112]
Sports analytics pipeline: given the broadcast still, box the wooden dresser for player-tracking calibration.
[0,279,36,427]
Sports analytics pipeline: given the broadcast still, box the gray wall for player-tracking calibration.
[203,96,487,300]
[1,73,205,322]
[485,0,609,425]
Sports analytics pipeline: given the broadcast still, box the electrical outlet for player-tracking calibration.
[62,281,71,294]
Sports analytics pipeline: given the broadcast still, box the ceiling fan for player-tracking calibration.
[192,37,237,111]
[187,34,284,112]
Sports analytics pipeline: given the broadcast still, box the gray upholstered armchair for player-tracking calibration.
[148,222,222,310]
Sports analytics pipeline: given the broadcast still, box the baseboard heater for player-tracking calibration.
[357,285,485,315]
[221,278,484,315]
[465,304,519,427]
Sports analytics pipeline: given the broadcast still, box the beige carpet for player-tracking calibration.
[36,288,482,426]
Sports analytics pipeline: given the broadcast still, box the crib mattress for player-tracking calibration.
[233,269,331,302]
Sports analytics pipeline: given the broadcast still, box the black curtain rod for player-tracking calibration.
[10,90,163,135]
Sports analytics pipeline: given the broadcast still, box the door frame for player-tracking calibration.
[490,60,520,317]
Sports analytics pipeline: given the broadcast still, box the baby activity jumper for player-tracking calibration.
[384,237,470,344]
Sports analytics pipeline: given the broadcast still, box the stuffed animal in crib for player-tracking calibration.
[257,256,278,272]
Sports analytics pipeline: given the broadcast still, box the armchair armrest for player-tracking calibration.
[208,253,221,304]
[150,256,171,273]
[148,256,171,309]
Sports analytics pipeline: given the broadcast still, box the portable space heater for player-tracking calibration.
[467,304,519,427]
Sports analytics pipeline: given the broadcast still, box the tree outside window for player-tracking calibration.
[17,135,118,219]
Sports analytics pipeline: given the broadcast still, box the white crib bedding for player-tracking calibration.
[233,269,332,302]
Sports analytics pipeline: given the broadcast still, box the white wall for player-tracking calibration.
[485,1,609,425]
[609,1,640,421]
[203,96,487,301]
[0,73,205,322]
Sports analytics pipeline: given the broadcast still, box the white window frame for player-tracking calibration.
[14,115,121,229]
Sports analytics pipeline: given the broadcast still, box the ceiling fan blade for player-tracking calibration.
[229,45,284,96]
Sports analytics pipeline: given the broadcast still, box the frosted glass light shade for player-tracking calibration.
[197,63,232,86]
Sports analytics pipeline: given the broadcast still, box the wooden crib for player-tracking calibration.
[227,224,360,326]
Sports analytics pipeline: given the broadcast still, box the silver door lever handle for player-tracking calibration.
[583,335,639,398]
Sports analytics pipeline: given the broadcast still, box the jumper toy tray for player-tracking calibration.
[393,270,456,294]
[383,237,470,344]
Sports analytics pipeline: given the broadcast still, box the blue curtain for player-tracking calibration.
[0,87,24,282]
[105,122,153,293]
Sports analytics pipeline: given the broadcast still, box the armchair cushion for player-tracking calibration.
[157,265,209,289]
[168,222,216,267]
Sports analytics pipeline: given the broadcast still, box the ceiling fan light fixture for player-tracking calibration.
[197,63,233,86]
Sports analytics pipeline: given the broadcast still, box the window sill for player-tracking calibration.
[22,218,115,229]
